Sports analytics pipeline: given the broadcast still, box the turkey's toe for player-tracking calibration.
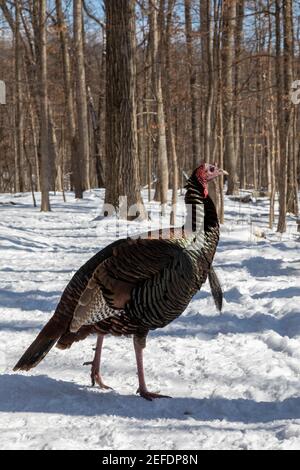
[137,388,172,401]
[92,372,112,390]
[84,361,112,389]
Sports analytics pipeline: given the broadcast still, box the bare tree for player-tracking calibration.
[185,0,200,168]
[14,0,24,193]
[285,0,298,217]
[73,0,90,192]
[104,0,146,219]
[276,0,293,232]
[56,0,83,199]
[38,0,51,211]
[222,0,238,195]
[150,0,169,209]
[165,0,178,224]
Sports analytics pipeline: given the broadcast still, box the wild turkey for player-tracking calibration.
[14,163,226,400]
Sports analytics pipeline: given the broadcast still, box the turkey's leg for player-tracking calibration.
[84,334,111,389]
[133,334,171,401]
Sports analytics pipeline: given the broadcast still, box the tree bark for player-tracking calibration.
[87,86,105,188]
[56,0,83,198]
[285,0,298,216]
[14,0,24,193]
[74,0,90,192]
[38,0,51,211]
[104,0,146,219]
[222,0,238,195]
[276,0,293,232]
[234,0,244,188]
[150,0,169,209]
[185,0,200,169]
[165,0,178,225]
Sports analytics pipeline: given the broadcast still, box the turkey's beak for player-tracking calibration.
[219,169,229,176]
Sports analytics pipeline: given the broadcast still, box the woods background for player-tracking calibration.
[0,0,299,232]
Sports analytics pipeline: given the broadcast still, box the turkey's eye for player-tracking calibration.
[209,165,215,173]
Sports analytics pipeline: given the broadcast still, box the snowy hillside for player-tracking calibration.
[0,190,300,450]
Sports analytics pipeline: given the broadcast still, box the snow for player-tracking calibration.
[0,189,300,450]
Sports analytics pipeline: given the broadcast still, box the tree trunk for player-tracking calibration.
[14,0,24,193]
[201,0,214,161]
[201,0,219,207]
[234,0,244,188]
[74,0,90,192]
[48,104,59,192]
[165,0,178,225]
[104,0,146,219]
[87,86,105,188]
[56,0,83,198]
[222,0,238,195]
[277,0,293,232]
[150,0,169,209]
[185,0,200,168]
[38,0,51,211]
[285,0,298,216]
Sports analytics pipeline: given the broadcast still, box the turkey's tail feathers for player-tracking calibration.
[208,267,223,312]
[13,338,56,372]
[13,318,64,372]
[56,325,95,350]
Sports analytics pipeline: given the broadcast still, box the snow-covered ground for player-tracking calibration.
[0,189,300,450]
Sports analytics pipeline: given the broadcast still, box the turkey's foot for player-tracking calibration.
[83,361,112,389]
[136,387,172,401]
[92,372,112,390]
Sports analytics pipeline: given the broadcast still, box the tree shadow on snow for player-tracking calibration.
[241,257,300,278]
[216,257,299,278]
[152,310,300,340]
[0,289,61,312]
[0,319,46,332]
[252,287,300,299]
[1,374,300,424]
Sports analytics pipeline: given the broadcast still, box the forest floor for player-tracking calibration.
[0,189,300,450]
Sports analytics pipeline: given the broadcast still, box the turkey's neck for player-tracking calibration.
[183,180,219,264]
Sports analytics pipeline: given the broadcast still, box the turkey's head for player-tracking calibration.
[190,162,228,198]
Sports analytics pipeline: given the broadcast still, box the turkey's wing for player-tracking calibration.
[70,238,186,332]
[125,247,195,329]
